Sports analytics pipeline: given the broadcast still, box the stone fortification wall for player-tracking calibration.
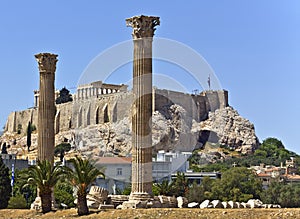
[4,89,228,135]
[154,89,228,121]
[5,108,38,134]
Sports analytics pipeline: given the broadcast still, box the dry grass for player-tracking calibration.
[1,208,300,219]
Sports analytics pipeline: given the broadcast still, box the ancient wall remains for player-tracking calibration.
[4,84,228,135]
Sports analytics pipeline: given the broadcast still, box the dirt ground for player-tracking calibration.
[0,208,300,219]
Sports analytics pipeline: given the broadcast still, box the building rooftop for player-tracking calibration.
[96,157,131,164]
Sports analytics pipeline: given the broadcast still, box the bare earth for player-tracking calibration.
[1,208,300,219]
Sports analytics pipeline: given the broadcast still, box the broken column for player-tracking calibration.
[35,53,58,163]
[126,15,160,201]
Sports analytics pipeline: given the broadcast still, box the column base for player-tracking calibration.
[129,192,152,202]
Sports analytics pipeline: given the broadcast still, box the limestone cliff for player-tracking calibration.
[196,106,259,154]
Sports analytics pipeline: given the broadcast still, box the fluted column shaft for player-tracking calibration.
[35,53,58,163]
[126,15,160,200]
[131,38,153,195]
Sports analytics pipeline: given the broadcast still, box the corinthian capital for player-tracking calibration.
[35,53,58,73]
[126,15,160,39]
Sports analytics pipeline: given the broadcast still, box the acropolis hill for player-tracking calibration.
[2,80,258,160]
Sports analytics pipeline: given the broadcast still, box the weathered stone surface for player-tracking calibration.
[188,202,199,208]
[227,201,238,208]
[108,195,129,208]
[86,186,109,207]
[30,196,41,210]
[199,106,259,154]
[98,204,114,209]
[177,196,188,208]
[2,90,234,162]
[211,200,223,208]
[221,201,228,209]
[247,199,263,208]
[35,53,58,163]
[199,200,211,209]
[240,202,250,208]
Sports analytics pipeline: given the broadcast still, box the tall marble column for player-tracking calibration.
[126,15,160,201]
[35,53,58,163]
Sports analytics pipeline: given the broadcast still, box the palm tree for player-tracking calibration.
[68,156,105,216]
[23,160,67,213]
[153,180,174,196]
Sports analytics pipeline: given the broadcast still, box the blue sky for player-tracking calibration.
[0,1,299,153]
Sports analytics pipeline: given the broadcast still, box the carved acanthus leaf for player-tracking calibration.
[126,15,160,39]
[35,53,58,73]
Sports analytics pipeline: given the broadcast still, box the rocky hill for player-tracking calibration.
[0,103,259,162]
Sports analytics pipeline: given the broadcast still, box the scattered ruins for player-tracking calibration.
[0,14,264,210]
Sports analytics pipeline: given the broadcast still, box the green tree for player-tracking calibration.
[186,177,214,203]
[26,122,32,152]
[121,185,131,195]
[56,87,73,104]
[153,180,174,196]
[7,195,27,209]
[0,156,12,208]
[68,156,105,216]
[261,181,300,207]
[54,143,71,162]
[172,172,189,197]
[260,180,281,204]
[1,143,8,154]
[54,181,75,209]
[211,167,262,202]
[11,168,36,209]
[22,160,67,213]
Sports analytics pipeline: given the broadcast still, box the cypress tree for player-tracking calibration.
[0,156,12,208]
[26,122,32,152]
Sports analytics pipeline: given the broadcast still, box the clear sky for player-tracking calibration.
[0,1,299,153]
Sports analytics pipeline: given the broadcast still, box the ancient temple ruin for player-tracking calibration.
[126,15,160,201]
[35,53,58,163]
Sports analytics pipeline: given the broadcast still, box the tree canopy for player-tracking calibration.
[67,156,105,216]
[56,87,73,104]
[0,156,12,208]
[22,160,68,213]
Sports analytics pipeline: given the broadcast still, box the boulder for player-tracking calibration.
[177,196,188,208]
[227,201,238,208]
[221,201,228,209]
[108,195,129,207]
[158,195,170,208]
[188,202,199,208]
[247,199,263,208]
[211,200,223,208]
[199,200,211,209]
[240,202,250,208]
[167,196,178,208]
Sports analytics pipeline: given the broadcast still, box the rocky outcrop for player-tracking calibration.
[197,106,259,154]
[1,104,259,161]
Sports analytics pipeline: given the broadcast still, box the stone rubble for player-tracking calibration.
[198,199,281,209]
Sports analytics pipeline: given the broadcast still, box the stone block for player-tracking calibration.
[98,204,115,209]
[199,200,211,209]
[177,196,188,208]
[188,202,199,208]
[227,201,238,208]
[211,200,223,208]
[221,201,228,208]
